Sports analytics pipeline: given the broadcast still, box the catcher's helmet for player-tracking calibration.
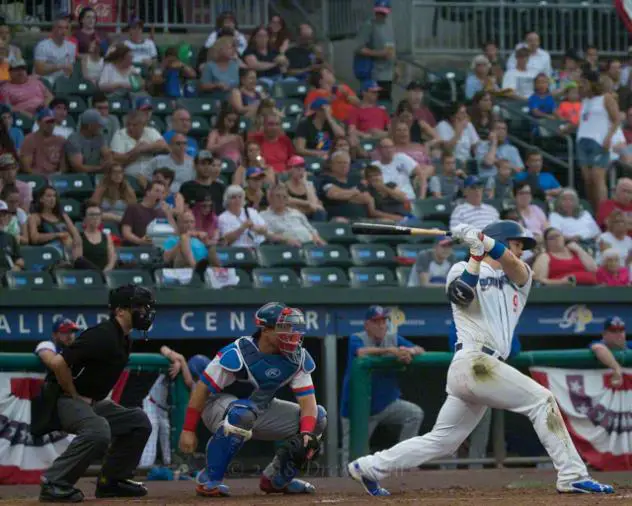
[254,302,288,328]
[482,220,536,250]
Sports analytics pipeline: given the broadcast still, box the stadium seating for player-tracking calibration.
[105,269,154,289]
[50,173,94,200]
[252,268,301,288]
[302,244,351,267]
[21,246,63,271]
[348,267,397,287]
[257,245,304,267]
[5,271,54,290]
[349,243,397,266]
[396,266,412,287]
[215,247,258,268]
[54,269,105,289]
[300,267,349,287]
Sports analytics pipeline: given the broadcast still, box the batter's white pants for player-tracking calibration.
[354,350,588,487]
[139,396,171,467]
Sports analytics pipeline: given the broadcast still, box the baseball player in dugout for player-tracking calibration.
[178,302,327,498]
[340,305,425,468]
[348,220,615,496]
[34,284,156,503]
[590,316,630,386]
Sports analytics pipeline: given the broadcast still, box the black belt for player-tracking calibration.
[455,343,504,362]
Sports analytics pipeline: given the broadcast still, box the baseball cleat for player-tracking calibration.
[557,478,615,494]
[195,480,231,497]
[195,469,208,485]
[259,476,316,494]
[347,461,390,497]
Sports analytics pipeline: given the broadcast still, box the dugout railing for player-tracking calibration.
[0,353,189,457]
[348,349,632,465]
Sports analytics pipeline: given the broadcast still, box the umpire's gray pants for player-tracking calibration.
[341,399,424,469]
[201,394,327,440]
[44,397,152,487]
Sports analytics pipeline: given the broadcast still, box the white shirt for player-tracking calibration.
[502,69,536,99]
[204,30,248,54]
[446,261,532,360]
[34,38,77,86]
[260,207,316,244]
[436,120,480,162]
[576,95,610,145]
[124,38,158,64]
[549,211,601,240]
[506,45,553,76]
[218,208,266,248]
[597,232,632,266]
[32,122,74,139]
[34,340,58,355]
[98,62,140,90]
[449,202,500,230]
[373,153,418,200]
[111,126,164,177]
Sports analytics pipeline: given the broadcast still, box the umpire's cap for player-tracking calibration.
[108,284,155,311]
[482,220,536,250]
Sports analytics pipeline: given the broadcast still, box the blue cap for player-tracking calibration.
[36,108,55,122]
[135,96,153,110]
[604,316,625,331]
[187,354,211,382]
[374,0,391,13]
[246,166,265,179]
[310,97,329,111]
[463,175,483,188]
[52,318,80,333]
[365,305,391,321]
[361,80,382,93]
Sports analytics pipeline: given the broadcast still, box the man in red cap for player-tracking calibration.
[34,319,81,370]
[590,316,630,387]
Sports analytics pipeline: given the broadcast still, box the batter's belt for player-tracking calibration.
[455,342,505,362]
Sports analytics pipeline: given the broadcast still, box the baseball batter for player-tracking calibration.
[178,302,327,497]
[349,220,614,496]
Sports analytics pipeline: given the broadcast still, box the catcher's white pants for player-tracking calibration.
[354,350,588,487]
[140,396,171,467]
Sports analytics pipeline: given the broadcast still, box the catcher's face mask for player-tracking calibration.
[274,307,306,358]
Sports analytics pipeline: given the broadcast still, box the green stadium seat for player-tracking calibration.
[104,269,154,288]
[221,158,237,175]
[178,97,221,117]
[255,82,272,96]
[53,77,97,97]
[151,97,175,116]
[311,222,355,244]
[396,244,428,261]
[281,116,300,137]
[17,173,47,194]
[360,138,380,153]
[282,99,304,117]
[55,269,105,289]
[238,117,252,133]
[453,246,468,262]
[257,245,304,267]
[108,98,131,116]
[60,115,77,130]
[117,246,163,267]
[21,246,63,271]
[303,156,325,173]
[484,198,504,212]
[189,116,211,137]
[50,174,94,200]
[148,116,166,132]
[350,243,396,266]
[66,96,87,115]
[215,247,258,268]
[5,271,54,290]
[13,112,33,133]
[154,268,204,288]
[252,268,300,288]
[302,244,351,267]
[300,267,349,287]
[348,267,396,287]
[59,198,82,220]
[412,198,453,221]
[273,81,309,99]
[230,268,252,289]
[356,232,419,245]
[396,266,412,287]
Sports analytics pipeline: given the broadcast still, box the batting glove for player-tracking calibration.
[450,224,480,243]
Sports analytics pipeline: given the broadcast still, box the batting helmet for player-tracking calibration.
[482,220,536,250]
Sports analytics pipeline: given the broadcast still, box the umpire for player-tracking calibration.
[38,285,156,503]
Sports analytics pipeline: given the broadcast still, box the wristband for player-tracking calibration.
[183,406,201,432]
[488,241,506,260]
[481,234,496,252]
[299,415,317,433]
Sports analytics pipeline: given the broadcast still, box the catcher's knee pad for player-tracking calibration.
[314,405,327,436]
[224,400,258,441]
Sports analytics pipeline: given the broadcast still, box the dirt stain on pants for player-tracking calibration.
[471,357,495,382]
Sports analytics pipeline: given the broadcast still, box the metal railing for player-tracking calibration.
[409,0,627,57]
[1,0,268,31]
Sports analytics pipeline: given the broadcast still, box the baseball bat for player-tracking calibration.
[351,222,451,237]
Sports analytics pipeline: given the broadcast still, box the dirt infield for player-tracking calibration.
[2,469,632,505]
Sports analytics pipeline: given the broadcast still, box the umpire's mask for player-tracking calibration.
[109,284,156,332]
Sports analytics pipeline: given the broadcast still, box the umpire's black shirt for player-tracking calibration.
[58,318,132,401]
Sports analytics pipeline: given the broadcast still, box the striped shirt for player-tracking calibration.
[449,202,500,230]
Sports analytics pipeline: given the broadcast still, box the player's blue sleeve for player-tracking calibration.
[396,335,415,348]
[348,334,365,359]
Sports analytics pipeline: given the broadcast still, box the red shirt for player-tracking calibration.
[347,105,390,133]
[596,199,632,236]
[248,131,295,173]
